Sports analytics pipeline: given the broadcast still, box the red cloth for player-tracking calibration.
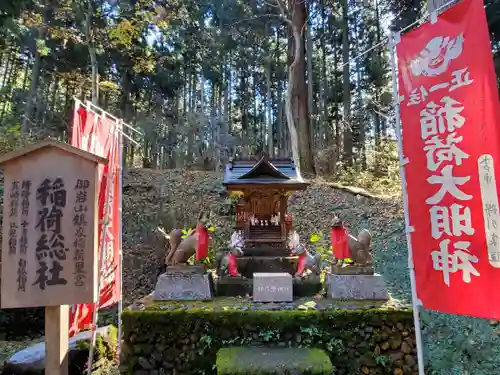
[196,225,209,260]
[331,227,349,260]
[395,0,500,318]
[69,106,121,337]
[296,253,306,276]
[227,254,239,276]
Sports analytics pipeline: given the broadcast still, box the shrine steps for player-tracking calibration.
[242,247,291,256]
[233,256,297,278]
[215,275,322,297]
[216,347,334,375]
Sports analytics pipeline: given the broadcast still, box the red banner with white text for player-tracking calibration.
[69,105,121,337]
[397,0,500,318]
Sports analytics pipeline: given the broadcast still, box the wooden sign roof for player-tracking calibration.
[0,139,108,166]
[223,154,309,190]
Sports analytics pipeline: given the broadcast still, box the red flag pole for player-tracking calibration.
[389,32,426,375]
[86,111,118,375]
[117,119,124,358]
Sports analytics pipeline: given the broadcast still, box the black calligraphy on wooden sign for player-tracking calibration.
[33,177,69,291]
[10,180,19,218]
[73,179,89,287]
[16,180,31,292]
[8,181,19,255]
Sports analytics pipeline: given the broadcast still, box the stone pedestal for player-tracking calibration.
[253,272,293,302]
[153,266,213,301]
[215,274,322,297]
[331,264,374,275]
[327,273,389,300]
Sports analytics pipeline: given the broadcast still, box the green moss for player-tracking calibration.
[216,347,333,375]
[121,305,415,375]
[143,296,405,311]
[77,325,118,372]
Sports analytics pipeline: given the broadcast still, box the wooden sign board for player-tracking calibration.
[0,140,106,308]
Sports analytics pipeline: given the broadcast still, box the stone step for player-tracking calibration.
[245,238,283,243]
[216,347,334,375]
[237,256,299,261]
[215,275,322,297]
[242,247,289,256]
[234,256,298,278]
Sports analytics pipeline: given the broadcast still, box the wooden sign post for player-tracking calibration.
[0,140,107,375]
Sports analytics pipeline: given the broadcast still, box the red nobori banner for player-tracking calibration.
[397,0,500,318]
[69,105,121,336]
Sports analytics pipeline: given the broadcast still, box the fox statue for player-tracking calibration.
[331,216,372,266]
[216,246,244,277]
[290,245,322,277]
[164,211,212,267]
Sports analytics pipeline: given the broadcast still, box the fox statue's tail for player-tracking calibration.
[357,229,372,249]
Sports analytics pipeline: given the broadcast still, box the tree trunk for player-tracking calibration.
[286,0,315,175]
[21,7,48,134]
[85,0,98,105]
[266,25,273,156]
[306,8,314,148]
[341,0,352,165]
[319,0,327,149]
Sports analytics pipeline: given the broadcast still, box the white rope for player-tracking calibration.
[342,0,464,68]
[75,100,141,146]
[83,100,144,136]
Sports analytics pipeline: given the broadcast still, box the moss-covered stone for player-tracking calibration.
[121,299,418,375]
[216,347,333,375]
[1,325,117,375]
[137,296,403,311]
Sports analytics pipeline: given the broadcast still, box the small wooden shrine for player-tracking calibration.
[223,154,309,257]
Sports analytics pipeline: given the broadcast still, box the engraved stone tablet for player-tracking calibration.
[253,272,293,302]
[153,272,213,301]
[327,273,389,300]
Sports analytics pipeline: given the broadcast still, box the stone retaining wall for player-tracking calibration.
[121,302,419,375]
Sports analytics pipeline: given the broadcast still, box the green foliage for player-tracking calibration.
[180,227,195,239]
[0,132,37,155]
[421,312,500,375]
[121,307,416,375]
[77,325,118,362]
[334,138,401,198]
[374,226,500,375]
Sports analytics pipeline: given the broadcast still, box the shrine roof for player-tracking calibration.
[223,155,309,190]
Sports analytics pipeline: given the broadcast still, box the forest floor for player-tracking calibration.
[1,168,500,374]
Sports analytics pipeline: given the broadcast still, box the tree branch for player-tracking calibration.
[271,0,293,24]
[226,13,289,29]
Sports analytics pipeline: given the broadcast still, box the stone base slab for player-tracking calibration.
[153,272,213,301]
[164,264,206,274]
[215,275,322,297]
[331,264,374,275]
[253,272,293,302]
[327,273,389,300]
